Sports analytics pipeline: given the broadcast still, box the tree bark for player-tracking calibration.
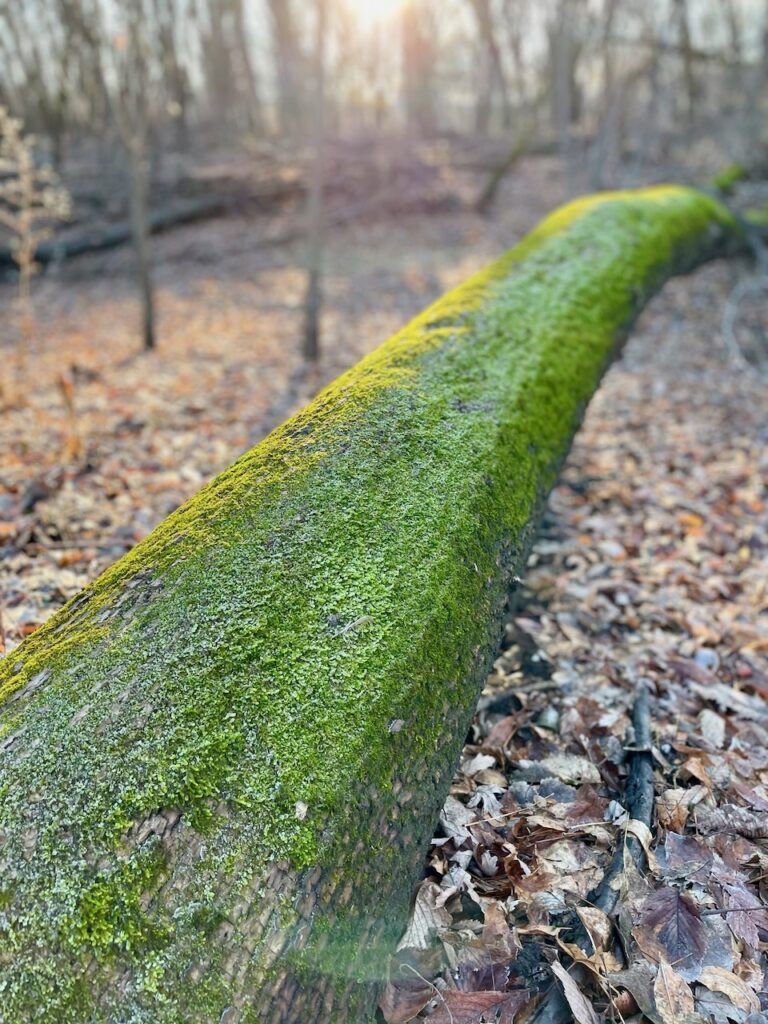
[0,188,746,1024]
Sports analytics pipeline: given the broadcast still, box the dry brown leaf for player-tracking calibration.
[653,960,696,1024]
[623,818,661,873]
[697,966,760,1013]
[536,753,601,785]
[575,906,613,953]
[656,786,708,832]
[482,902,521,958]
[426,989,530,1024]
[637,887,707,967]
[378,971,434,1023]
[697,709,726,749]
[439,796,476,842]
[550,962,599,1024]
[397,881,452,951]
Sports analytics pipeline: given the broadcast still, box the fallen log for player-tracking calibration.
[0,186,746,1023]
[0,196,230,271]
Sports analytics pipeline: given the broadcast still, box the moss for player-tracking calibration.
[711,162,748,194]
[0,186,741,1022]
[71,837,169,958]
[744,203,768,228]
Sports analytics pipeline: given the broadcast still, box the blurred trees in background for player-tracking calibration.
[1,0,765,164]
[1,0,767,357]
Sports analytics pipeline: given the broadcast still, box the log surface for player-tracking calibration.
[0,187,742,1023]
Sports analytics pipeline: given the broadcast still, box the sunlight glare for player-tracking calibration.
[345,0,404,29]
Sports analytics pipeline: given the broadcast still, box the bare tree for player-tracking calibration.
[674,0,696,132]
[268,0,303,135]
[471,0,511,132]
[401,0,437,133]
[113,1,158,351]
[153,0,191,149]
[302,0,327,364]
[52,0,158,350]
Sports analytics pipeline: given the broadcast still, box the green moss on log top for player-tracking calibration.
[0,186,740,1023]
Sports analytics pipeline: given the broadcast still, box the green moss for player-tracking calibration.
[711,162,748,194]
[0,186,741,1022]
[71,837,169,958]
[744,203,768,228]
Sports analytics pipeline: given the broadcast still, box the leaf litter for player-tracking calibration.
[381,262,768,1023]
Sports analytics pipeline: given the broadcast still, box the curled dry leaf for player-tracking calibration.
[623,818,661,873]
[575,906,613,953]
[379,968,435,1024]
[656,786,709,832]
[697,708,726,749]
[697,966,760,1013]
[482,901,521,959]
[440,795,476,842]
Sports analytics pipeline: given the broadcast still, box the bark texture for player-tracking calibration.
[0,187,743,1023]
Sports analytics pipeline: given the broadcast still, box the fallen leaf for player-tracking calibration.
[536,753,601,785]
[653,960,696,1024]
[550,962,599,1024]
[575,906,613,953]
[482,901,521,958]
[697,966,760,1013]
[378,970,434,1023]
[697,709,725,749]
[638,887,707,967]
[427,989,529,1024]
[397,881,452,951]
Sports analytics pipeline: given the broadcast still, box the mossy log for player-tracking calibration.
[0,187,744,1023]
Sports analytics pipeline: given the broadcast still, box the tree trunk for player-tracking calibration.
[128,140,156,351]
[401,0,436,133]
[268,0,303,135]
[471,0,510,133]
[0,188,746,1024]
[675,0,697,132]
[302,0,326,364]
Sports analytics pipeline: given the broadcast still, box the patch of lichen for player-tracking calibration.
[0,186,740,1022]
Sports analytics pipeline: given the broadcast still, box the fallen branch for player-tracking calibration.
[0,195,230,270]
[592,686,655,916]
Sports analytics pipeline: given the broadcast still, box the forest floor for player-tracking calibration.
[1,147,767,1022]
